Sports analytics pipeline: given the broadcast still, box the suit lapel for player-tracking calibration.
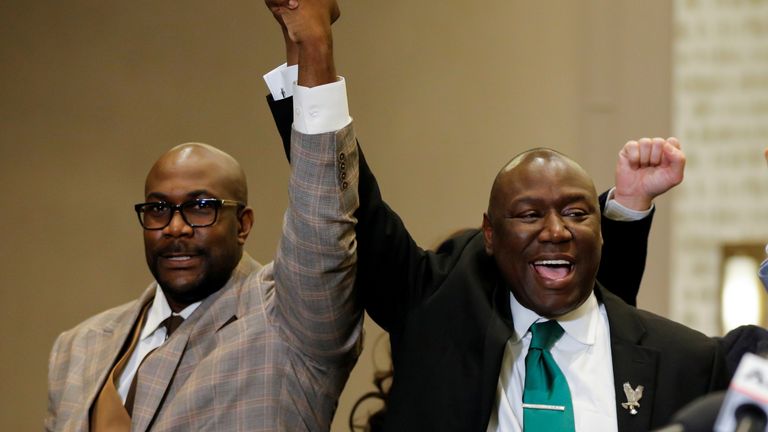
[130,322,192,431]
[130,255,259,431]
[599,285,659,432]
[80,288,154,431]
[478,276,515,429]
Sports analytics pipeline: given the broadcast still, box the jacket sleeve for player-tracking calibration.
[597,192,653,306]
[268,95,456,335]
[272,122,363,363]
[44,334,63,431]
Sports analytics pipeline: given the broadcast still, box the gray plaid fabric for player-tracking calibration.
[45,124,362,431]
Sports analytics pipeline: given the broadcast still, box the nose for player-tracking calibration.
[163,209,193,237]
[538,212,572,243]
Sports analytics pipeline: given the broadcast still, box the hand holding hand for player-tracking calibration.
[265,0,339,45]
[614,137,686,211]
[265,0,300,64]
[264,0,340,87]
[266,0,299,26]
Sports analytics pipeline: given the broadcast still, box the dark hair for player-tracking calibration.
[348,367,392,432]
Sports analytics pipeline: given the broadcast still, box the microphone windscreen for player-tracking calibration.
[734,403,768,432]
[670,391,726,431]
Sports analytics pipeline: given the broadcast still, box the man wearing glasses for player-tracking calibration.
[45,1,357,430]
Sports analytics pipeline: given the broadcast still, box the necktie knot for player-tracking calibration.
[529,320,564,351]
[162,315,185,338]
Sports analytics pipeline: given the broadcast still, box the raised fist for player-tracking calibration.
[614,137,686,211]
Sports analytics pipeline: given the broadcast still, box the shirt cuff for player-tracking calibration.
[263,63,298,101]
[293,76,352,135]
[603,187,653,221]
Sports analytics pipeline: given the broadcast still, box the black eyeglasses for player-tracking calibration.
[134,198,245,230]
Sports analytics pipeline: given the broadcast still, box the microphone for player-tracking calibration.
[654,353,768,432]
[714,352,768,432]
[653,391,726,432]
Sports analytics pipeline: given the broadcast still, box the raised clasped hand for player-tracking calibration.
[264,0,339,44]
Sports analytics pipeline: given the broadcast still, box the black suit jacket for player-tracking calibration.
[268,96,727,431]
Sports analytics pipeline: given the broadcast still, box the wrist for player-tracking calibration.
[293,23,332,48]
[612,191,653,212]
[297,35,335,87]
[282,28,299,66]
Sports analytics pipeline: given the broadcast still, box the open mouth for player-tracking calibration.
[159,253,202,268]
[532,259,574,281]
[165,255,194,261]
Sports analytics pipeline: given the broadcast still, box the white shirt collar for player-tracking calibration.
[140,285,202,340]
[509,290,600,346]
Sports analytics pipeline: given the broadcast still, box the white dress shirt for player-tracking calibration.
[486,293,618,432]
[116,286,201,402]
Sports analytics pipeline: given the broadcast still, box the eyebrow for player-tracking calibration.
[145,189,214,201]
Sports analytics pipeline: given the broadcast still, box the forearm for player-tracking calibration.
[267,92,436,331]
[281,0,337,88]
[597,191,653,306]
[273,122,362,362]
[283,26,298,66]
[297,34,335,87]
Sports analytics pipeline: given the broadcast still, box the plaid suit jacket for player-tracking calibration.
[45,123,362,431]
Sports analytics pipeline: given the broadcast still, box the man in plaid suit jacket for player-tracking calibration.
[45,1,356,430]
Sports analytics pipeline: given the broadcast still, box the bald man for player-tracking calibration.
[478,149,726,431]
[349,147,725,431]
[45,2,359,431]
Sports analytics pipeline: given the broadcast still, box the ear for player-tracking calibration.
[481,213,494,255]
[236,207,254,245]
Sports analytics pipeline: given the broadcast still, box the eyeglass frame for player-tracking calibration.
[134,198,246,230]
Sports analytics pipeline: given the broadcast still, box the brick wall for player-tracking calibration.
[673,0,768,334]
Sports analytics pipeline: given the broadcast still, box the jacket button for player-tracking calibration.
[338,152,346,162]
[341,181,348,190]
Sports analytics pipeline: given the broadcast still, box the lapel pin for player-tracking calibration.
[621,382,644,415]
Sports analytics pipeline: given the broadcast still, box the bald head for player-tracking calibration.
[481,147,603,318]
[487,148,596,219]
[146,142,248,204]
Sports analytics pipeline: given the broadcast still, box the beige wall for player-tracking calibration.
[0,1,672,430]
[671,0,768,335]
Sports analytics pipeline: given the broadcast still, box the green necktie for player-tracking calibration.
[522,320,575,431]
